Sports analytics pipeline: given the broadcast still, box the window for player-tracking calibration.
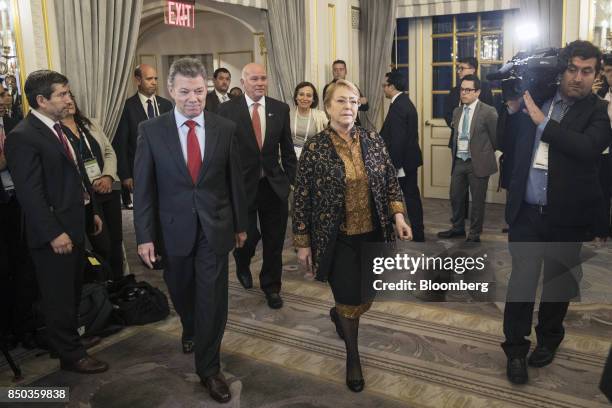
[431,11,505,118]
[391,18,410,89]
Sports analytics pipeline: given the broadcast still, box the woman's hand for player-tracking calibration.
[297,247,314,277]
[394,213,413,241]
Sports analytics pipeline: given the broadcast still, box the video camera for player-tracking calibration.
[486,47,567,104]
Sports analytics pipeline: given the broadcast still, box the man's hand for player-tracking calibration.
[523,91,546,125]
[592,76,605,94]
[122,178,134,192]
[505,97,522,114]
[138,242,157,269]
[359,96,368,105]
[93,176,113,194]
[235,232,247,248]
[394,213,413,241]
[50,233,73,255]
[92,214,103,236]
[297,247,313,277]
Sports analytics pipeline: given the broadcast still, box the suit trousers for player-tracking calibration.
[233,177,288,294]
[30,244,87,363]
[163,225,229,379]
[87,191,123,280]
[502,203,584,358]
[450,158,489,237]
[398,169,424,240]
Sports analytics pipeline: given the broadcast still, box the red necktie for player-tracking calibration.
[251,103,263,150]
[185,120,201,183]
[53,123,75,163]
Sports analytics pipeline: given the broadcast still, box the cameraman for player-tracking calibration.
[499,40,611,385]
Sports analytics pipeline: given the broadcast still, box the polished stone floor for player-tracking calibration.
[1,198,611,407]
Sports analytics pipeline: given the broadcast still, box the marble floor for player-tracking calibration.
[1,198,611,407]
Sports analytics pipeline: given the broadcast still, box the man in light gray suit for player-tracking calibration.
[437,74,498,242]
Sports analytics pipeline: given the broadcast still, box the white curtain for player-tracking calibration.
[55,0,143,140]
[262,0,306,103]
[359,0,397,128]
[519,0,563,48]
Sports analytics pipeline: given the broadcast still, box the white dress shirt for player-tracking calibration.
[457,98,479,139]
[174,108,205,164]
[215,90,230,103]
[245,94,267,145]
[138,92,160,118]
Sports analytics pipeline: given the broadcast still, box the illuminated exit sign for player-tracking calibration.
[164,0,195,28]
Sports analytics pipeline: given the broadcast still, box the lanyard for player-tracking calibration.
[292,109,312,141]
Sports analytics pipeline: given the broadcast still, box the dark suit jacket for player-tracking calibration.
[444,81,494,148]
[450,101,498,177]
[205,91,231,113]
[5,113,98,248]
[501,93,612,227]
[0,115,22,203]
[133,110,247,256]
[217,95,297,209]
[380,92,423,173]
[113,93,173,181]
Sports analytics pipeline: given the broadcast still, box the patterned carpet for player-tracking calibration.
[1,198,611,407]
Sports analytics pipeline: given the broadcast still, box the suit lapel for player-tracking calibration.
[469,102,481,139]
[263,98,274,150]
[198,111,219,183]
[162,113,192,184]
[28,114,75,166]
[130,94,148,122]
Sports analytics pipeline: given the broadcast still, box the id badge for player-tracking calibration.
[533,142,549,170]
[84,158,102,182]
[457,139,469,153]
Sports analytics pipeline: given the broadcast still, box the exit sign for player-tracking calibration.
[164,0,195,28]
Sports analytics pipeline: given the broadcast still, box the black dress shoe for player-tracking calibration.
[202,373,231,403]
[506,357,528,384]
[236,272,253,289]
[466,236,481,243]
[347,377,365,392]
[528,345,556,367]
[182,339,194,354]
[437,229,466,239]
[60,355,109,374]
[329,307,345,340]
[266,292,283,309]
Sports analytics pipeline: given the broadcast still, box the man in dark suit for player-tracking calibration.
[437,75,498,242]
[5,70,107,374]
[113,64,173,209]
[380,69,425,241]
[134,58,247,403]
[594,53,612,239]
[217,63,297,309]
[499,41,611,385]
[205,67,232,113]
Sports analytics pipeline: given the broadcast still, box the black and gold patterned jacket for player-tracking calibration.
[292,126,405,281]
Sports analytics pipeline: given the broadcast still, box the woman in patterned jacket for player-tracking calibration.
[293,79,412,392]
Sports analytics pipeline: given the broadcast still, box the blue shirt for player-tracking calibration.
[174,108,205,164]
[524,92,572,205]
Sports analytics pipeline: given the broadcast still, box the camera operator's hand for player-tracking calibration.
[506,97,522,114]
[523,91,546,126]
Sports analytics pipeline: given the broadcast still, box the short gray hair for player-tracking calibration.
[167,58,207,88]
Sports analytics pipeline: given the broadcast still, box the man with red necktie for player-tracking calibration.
[134,58,247,403]
[217,63,297,309]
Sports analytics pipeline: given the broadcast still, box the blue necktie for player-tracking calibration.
[457,106,471,161]
[146,99,155,119]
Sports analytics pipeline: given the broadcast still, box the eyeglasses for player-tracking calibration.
[456,66,475,73]
[460,88,477,93]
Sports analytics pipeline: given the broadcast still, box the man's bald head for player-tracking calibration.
[134,64,158,97]
[241,63,267,101]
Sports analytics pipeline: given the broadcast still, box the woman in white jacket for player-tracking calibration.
[290,81,328,158]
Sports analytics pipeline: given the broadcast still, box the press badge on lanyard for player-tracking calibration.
[84,158,102,182]
[532,101,556,171]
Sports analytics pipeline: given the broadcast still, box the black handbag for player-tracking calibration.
[110,281,170,325]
